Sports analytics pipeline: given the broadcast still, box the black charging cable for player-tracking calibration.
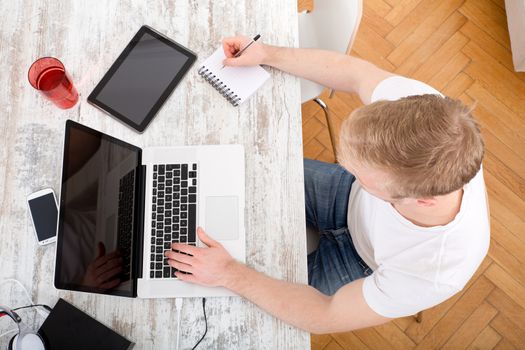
[13,304,52,313]
[191,298,207,350]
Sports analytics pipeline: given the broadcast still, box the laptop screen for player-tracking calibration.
[55,120,142,297]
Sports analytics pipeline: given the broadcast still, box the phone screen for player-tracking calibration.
[28,193,58,241]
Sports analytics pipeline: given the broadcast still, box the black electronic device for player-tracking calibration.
[38,299,134,350]
[27,188,58,245]
[88,25,197,132]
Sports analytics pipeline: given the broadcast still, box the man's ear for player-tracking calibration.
[415,198,437,207]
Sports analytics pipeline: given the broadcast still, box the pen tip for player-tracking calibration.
[254,34,261,41]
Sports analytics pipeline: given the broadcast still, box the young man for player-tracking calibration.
[165,37,490,333]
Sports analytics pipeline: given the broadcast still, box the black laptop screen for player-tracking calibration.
[55,120,141,297]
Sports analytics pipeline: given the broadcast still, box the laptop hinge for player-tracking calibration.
[132,164,147,294]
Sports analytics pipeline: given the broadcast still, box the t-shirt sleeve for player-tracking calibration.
[362,268,460,318]
[370,76,443,103]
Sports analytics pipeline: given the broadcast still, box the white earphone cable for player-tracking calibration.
[175,298,183,350]
[0,279,49,318]
[0,328,17,339]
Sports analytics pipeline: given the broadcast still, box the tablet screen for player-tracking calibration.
[88,26,196,132]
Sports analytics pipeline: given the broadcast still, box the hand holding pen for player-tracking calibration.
[222,34,266,68]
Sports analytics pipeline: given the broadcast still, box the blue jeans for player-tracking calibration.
[305,158,372,296]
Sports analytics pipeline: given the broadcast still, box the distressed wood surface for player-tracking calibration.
[0,0,309,349]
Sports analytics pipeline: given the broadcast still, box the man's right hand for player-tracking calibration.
[222,36,270,67]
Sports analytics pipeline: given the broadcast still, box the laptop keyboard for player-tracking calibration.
[150,163,198,278]
[117,169,135,282]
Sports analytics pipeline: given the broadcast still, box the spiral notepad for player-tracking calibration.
[198,48,270,106]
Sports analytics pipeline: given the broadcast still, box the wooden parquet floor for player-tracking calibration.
[301,1,525,349]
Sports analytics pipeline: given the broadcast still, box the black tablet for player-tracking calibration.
[88,25,197,132]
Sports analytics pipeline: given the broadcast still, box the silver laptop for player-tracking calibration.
[54,120,245,298]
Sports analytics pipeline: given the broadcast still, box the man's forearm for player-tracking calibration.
[261,46,391,103]
[224,261,333,333]
[168,229,389,333]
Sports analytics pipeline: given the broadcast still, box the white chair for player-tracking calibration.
[299,1,362,253]
[298,0,363,156]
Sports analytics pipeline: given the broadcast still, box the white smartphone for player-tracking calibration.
[27,188,58,245]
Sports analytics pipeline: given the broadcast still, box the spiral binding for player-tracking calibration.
[198,66,242,106]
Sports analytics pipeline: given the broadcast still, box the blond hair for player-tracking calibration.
[338,94,484,199]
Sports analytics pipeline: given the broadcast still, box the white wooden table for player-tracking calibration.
[0,1,309,348]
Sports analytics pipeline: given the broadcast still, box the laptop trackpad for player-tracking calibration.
[205,196,239,241]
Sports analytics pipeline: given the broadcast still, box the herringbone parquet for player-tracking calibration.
[300,1,525,349]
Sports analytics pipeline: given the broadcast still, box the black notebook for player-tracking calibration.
[198,47,270,106]
[38,299,134,350]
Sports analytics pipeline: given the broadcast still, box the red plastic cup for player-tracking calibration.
[28,57,78,109]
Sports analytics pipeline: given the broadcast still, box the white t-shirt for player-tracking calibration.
[349,76,490,318]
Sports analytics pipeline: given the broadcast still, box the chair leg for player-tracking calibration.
[313,98,337,160]
[415,311,423,323]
